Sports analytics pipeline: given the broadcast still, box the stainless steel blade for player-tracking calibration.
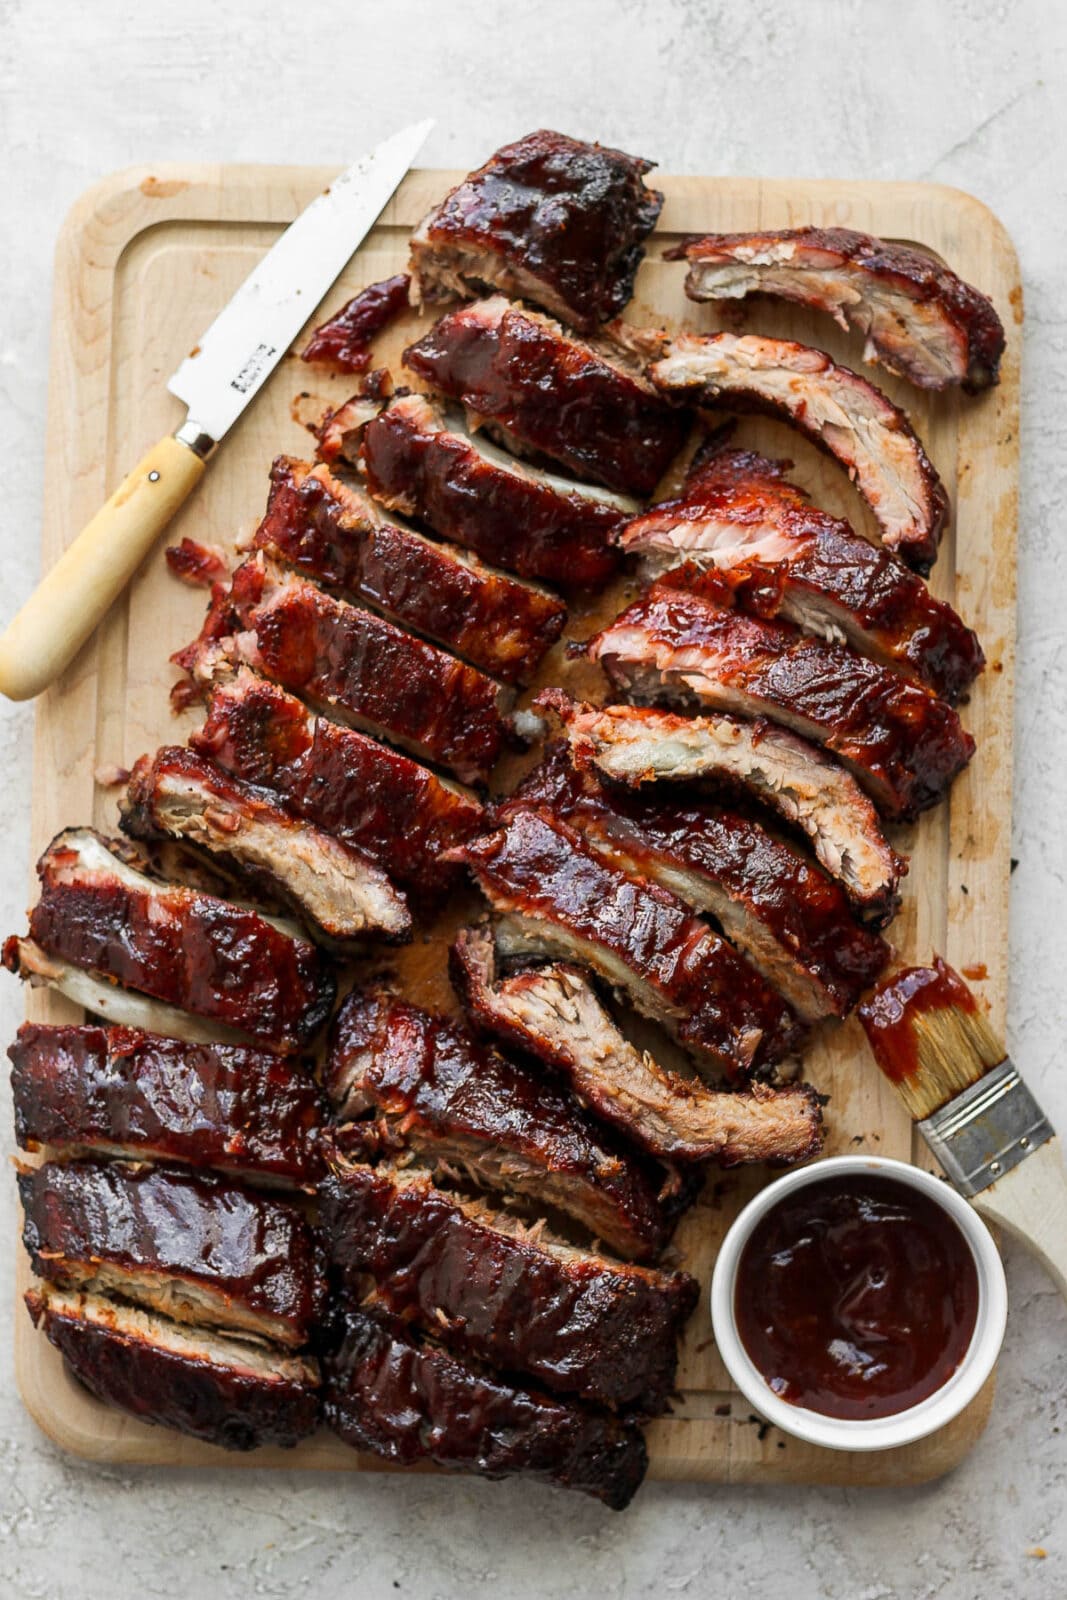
[167,119,433,446]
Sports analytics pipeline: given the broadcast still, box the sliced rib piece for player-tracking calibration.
[670,228,1005,393]
[349,391,629,588]
[650,333,948,573]
[27,1285,320,1451]
[180,552,517,785]
[19,1159,325,1348]
[404,298,690,497]
[321,1160,698,1412]
[452,926,823,1165]
[301,273,411,371]
[326,1307,646,1507]
[120,745,411,945]
[254,456,566,685]
[452,808,803,1080]
[12,829,335,1052]
[9,1023,324,1187]
[620,440,984,704]
[409,128,662,332]
[508,745,889,1021]
[532,695,903,927]
[191,669,484,905]
[587,583,974,820]
[324,990,684,1262]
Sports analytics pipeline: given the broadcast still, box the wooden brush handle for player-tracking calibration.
[0,433,205,702]
[973,1135,1067,1303]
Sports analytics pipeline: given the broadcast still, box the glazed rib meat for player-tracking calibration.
[451,926,823,1164]
[9,1023,324,1187]
[649,333,949,573]
[619,439,984,704]
[179,552,517,784]
[350,391,628,588]
[326,1307,646,1508]
[301,273,412,371]
[10,828,335,1051]
[254,456,566,685]
[324,990,683,1262]
[408,128,663,331]
[533,694,903,927]
[587,583,974,820]
[452,808,803,1080]
[20,1159,325,1348]
[670,228,1005,392]
[508,744,889,1021]
[404,298,690,497]
[120,745,411,944]
[320,1160,698,1411]
[191,670,484,904]
[27,1284,320,1451]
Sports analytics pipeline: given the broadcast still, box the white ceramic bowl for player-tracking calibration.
[709,1154,1007,1452]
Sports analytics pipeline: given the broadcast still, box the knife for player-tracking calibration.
[0,119,434,702]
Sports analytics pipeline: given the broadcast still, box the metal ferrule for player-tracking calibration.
[174,420,217,460]
[918,1057,1055,1197]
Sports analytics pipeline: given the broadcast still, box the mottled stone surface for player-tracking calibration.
[1,1,1065,1595]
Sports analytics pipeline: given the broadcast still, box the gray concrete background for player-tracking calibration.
[1,2,1064,1595]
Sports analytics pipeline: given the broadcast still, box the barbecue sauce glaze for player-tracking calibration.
[735,1174,979,1419]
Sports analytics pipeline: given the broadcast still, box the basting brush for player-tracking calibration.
[859,956,1067,1304]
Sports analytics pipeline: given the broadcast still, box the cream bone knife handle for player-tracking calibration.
[0,430,208,702]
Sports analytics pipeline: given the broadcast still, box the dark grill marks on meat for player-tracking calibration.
[620,440,985,704]
[669,228,1005,392]
[301,274,412,371]
[27,1285,320,1451]
[452,808,803,1080]
[191,670,484,905]
[451,926,823,1165]
[253,456,566,685]
[408,128,663,332]
[587,583,974,820]
[323,990,684,1263]
[9,1023,324,1187]
[19,1159,326,1348]
[649,333,949,573]
[403,298,690,497]
[353,391,628,588]
[509,744,889,1022]
[538,693,904,926]
[120,745,412,945]
[13,829,335,1052]
[320,1160,698,1412]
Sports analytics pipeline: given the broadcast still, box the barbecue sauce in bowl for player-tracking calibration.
[734,1174,979,1420]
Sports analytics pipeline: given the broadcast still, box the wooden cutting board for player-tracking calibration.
[14,162,1021,1485]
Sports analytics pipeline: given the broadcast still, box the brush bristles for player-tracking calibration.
[892,1001,1004,1121]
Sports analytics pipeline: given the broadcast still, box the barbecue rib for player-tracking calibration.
[534,694,903,926]
[327,1307,646,1507]
[587,583,974,820]
[408,128,662,332]
[254,456,566,685]
[619,439,984,704]
[324,990,684,1262]
[669,228,1005,392]
[178,552,519,784]
[27,1284,320,1450]
[10,1023,324,1187]
[350,391,629,588]
[192,669,484,905]
[9,829,335,1051]
[302,273,412,371]
[320,1160,698,1412]
[452,808,803,1080]
[20,1159,325,1348]
[121,745,411,945]
[508,744,889,1021]
[403,297,690,497]
[649,333,949,573]
[451,926,823,1164]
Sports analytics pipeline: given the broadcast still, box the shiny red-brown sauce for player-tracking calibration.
[735,1174,979,1420]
